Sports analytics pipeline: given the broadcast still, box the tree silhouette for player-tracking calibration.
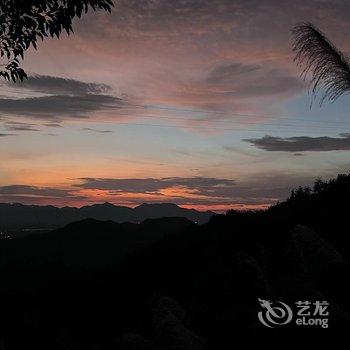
[0,0,114,82]
[292,22,350,105]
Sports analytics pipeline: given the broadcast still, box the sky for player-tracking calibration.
[1,0,350,211]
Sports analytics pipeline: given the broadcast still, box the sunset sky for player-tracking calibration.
[1,0,350,211]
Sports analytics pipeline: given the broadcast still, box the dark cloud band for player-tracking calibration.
[76,177,236,197]
[6,74,112,96]
[0,94,124,121]
[0,74,126,122]
[0,133,16,137]
[244,134,350,152]
[0,185,85,199]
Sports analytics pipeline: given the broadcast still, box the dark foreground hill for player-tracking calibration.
[0,202,214,231]
[0,217,194,269]
[0,174,350,349]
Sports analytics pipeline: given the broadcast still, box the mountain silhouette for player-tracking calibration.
[0,202,214,232]
[1,217,194,269]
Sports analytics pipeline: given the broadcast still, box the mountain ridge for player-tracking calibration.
[0,201,215,231]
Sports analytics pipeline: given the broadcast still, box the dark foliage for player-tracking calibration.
[1,174,349,349]
[0,0,114,82]
[269,173,350,259]
[292,22,350,104]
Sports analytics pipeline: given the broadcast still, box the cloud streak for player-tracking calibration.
[82,127,113,133]
[74,176,297,207]
[0,74,126,122]
[76,177,236,196]
[7,74,112,96]
[0,94,124,121]
[205,62,303,99]
[0,185,85,199]
[4,122,40,131]
[0,133,16,137]
[244,134,350,152]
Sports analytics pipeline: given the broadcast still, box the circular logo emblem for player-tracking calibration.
[258,298,293,328]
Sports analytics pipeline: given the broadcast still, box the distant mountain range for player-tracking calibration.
[0,202,215,230]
